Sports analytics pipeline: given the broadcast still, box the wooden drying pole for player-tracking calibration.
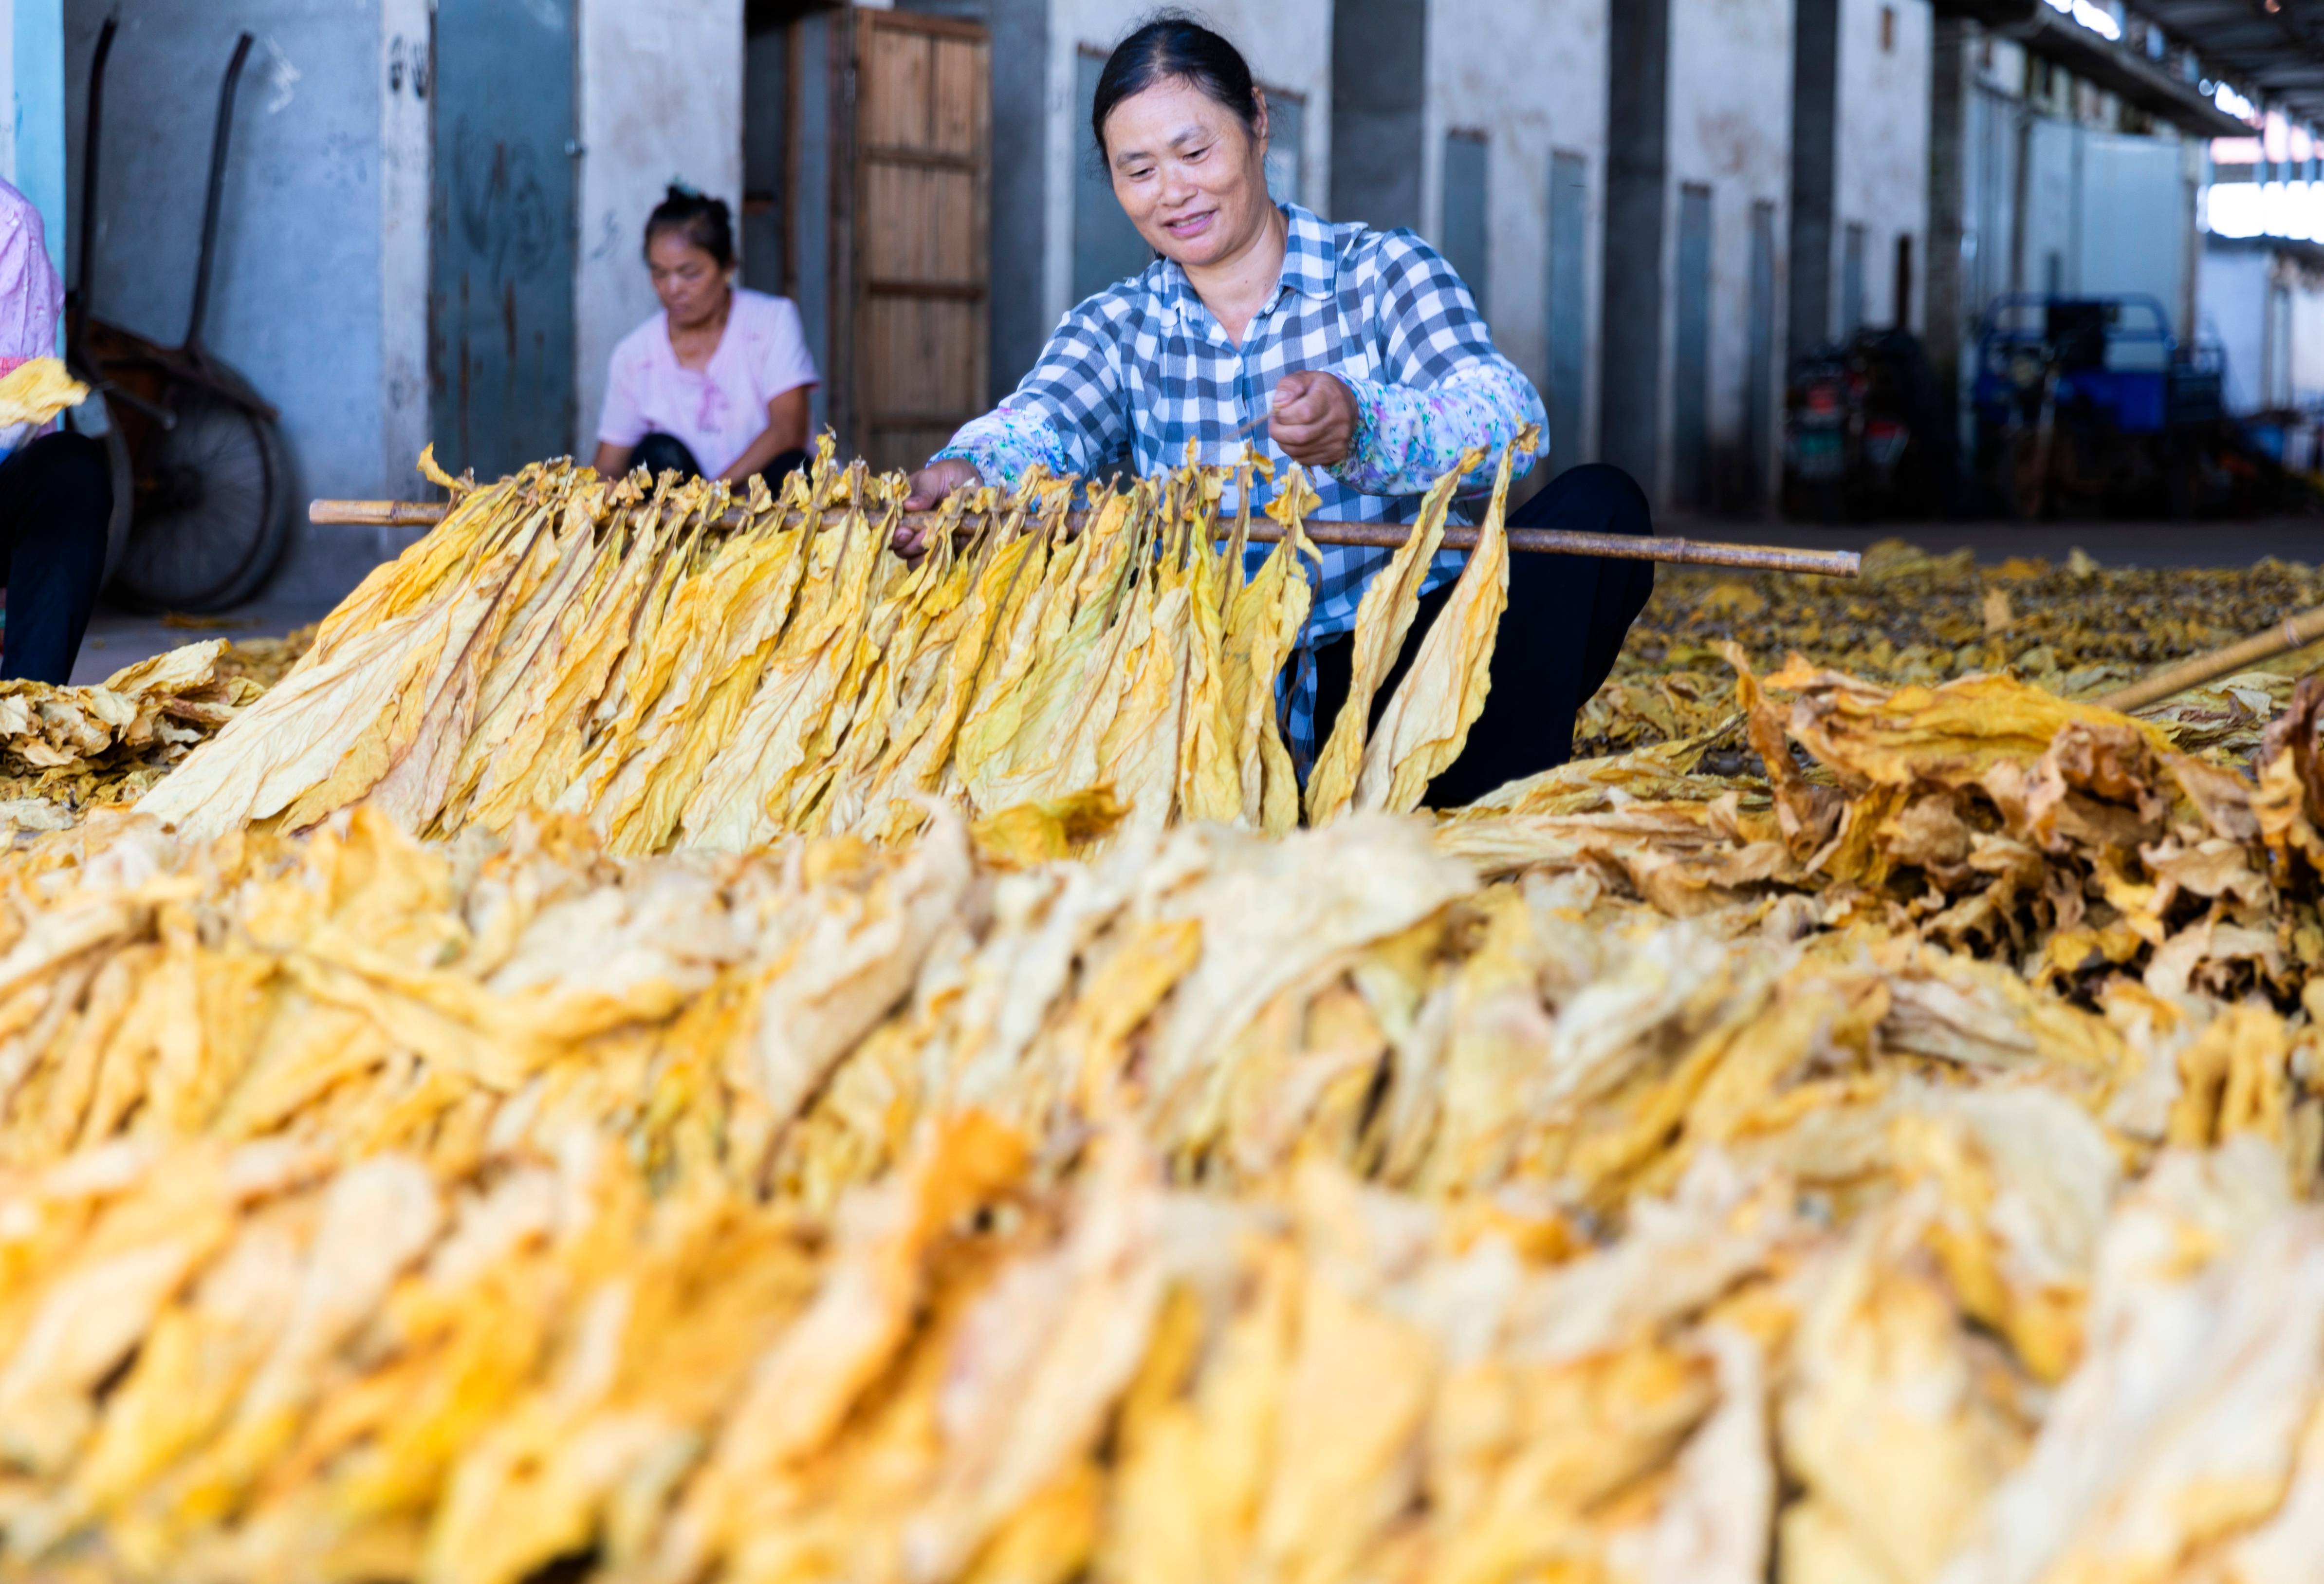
[308,497,1863,579]
[2092,602,2324,714]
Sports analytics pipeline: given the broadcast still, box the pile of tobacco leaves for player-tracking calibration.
[5,458,2324,1584]
[1581,540,2324,764]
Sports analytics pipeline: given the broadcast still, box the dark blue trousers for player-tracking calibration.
[630,431,808,488]
[0,432,111,684]
[1309,462,1655,806]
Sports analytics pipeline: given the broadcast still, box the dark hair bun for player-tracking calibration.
[645,185,736,270]
[1092,11,1262,161]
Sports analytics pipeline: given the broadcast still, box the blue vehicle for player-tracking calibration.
[1971,294,2228,518]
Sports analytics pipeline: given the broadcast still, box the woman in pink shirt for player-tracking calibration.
[0,177,108,683]
[590,187,818,488]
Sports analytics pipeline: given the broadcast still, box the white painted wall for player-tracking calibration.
[1425,0,1607,462]
[1668,0,1792,501]
[2287,266,2324,412]
[378,0,429,536]
[1041,0,1333,333]
[574,0,745,457]
[2196,240,2324,416]
[1833,0,1930,335]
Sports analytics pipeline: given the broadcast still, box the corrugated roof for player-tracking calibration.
[1940,0,2253,135]
[2135,0,2324,127]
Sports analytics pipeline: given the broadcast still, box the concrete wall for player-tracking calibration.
[574,0,744,452]
[1041,0,1333,336]
[1424,0,1606,464]
[1833,0,1930,335]
[66,0,390,601]
[1667,0,1792,504]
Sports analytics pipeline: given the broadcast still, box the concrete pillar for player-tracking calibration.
[1599,0,1667,491]
[1789,0,1838,360]
[1329,0,1425,229]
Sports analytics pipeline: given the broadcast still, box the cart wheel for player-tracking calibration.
[111,386,290,614]
[62,394,134,586]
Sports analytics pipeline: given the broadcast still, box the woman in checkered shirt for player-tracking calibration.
[903,15,1653,804]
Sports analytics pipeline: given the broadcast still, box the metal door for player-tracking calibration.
[1672,183,1712,507]
[1545,150,1589,475]
[1841,222,1865,337]
[1746,198,1777,503]
[1440,130,1490,313]
[2077,131,2184,326]
[1965,83,2019,322]
[428,0,576,480]
[1263,90,1306,205]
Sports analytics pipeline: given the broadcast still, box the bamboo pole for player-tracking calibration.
[2092,603,2324,715]
[308,497,1863,579]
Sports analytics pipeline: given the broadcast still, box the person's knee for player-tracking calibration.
[630,432,700,481]
[35,430,110,491]
[19,432,113,535]
[1554,463,1653,538]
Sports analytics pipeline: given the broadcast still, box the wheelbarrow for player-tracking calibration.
[69,18,291,613]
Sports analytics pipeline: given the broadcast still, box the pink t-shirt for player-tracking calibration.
[597,287,818,478]
[0,179,62,452]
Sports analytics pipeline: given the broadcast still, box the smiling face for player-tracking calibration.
[1101,77,1272,272]
[647,230,733,332]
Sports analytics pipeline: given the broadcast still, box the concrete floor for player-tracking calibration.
[1662,514,2323,570]
[70,595,339,687]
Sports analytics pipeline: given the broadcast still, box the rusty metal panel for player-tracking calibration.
[428,0,577,480]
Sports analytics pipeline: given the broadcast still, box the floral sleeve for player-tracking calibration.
[1330,359,1547,498]
[1326,229,1549,498]
[932,293,1135,486]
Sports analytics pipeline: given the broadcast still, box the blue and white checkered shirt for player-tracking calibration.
[933,202,1547,760]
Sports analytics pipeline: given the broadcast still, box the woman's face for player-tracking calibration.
[1103,78,1271,271]
[648,231,732,328]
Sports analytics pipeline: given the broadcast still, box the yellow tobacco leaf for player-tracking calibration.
[1305,451,1481,825]
[1355,429,1537,814]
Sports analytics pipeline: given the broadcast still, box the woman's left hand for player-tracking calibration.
[1268,371,1359,468]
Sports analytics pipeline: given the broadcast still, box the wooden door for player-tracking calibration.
[428,0,578,478]
[834,9,990,474]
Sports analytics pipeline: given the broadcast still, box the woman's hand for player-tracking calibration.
[1269,371,1359,468]
[896,457,981,558]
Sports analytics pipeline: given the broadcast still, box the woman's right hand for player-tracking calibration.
[896,458,981,558]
